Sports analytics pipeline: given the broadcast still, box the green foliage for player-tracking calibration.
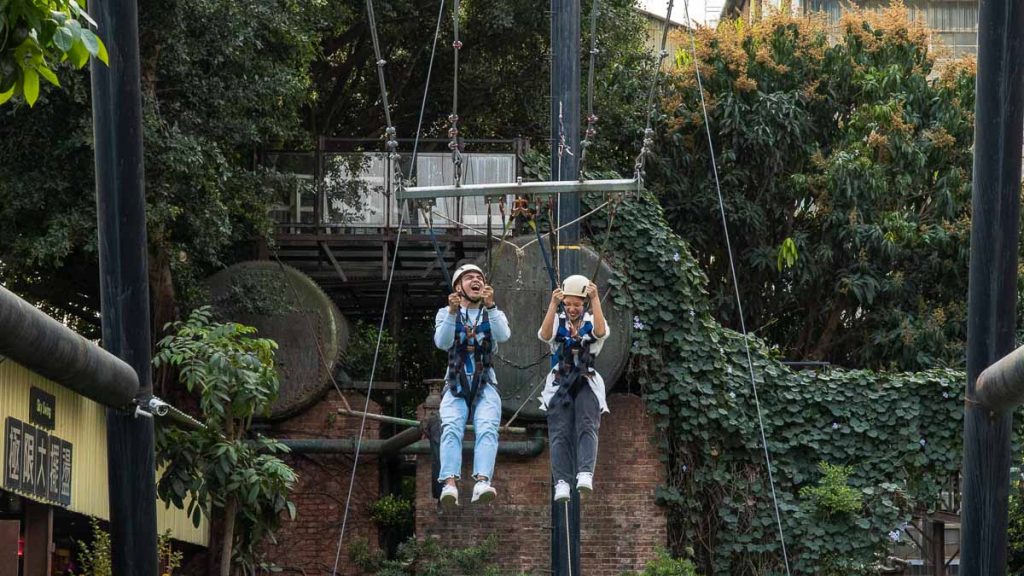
[623,549,699,576]
[1008,472,1024,574]
[345,320,399,380]
[158,529,184,575]
[801,462,862,517]
[654,11,977,370]
[75,517,111,576]
[0,0,108,106]
[349,536,523,576]
[310,0,652,177]
[586,185,964,575]
[0,0,319,333]
[153,306,297,575]
[369,494,414,529]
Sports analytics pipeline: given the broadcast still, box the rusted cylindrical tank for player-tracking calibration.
[478,238,631,421]
[206,261,350,419]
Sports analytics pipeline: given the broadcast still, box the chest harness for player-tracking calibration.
[445,307,494,413]
[551,312,597,407]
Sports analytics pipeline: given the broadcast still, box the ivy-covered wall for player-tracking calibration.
[588,191,964,575]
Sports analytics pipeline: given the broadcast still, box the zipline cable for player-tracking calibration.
[577,0,601,181]
[329,0,436,571]
[679,2,792,573]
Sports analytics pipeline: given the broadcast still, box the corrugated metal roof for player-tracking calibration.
[0,358,208,546]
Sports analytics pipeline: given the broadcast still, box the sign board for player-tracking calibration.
[29,387,55,430]
[3,416,72,507]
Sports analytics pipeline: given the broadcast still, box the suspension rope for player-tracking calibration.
[519,200,612,250]
[486,200,493,276]
[590,194,621,283]
[577,0,601,181]
[449,0,464,188]
[329,2,414,573]
[680,1,792,573]
[422,207,455,288]
[634,0,674,183]
[410,0,447,183]
[428,209,523,252]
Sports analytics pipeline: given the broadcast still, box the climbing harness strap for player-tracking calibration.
[550,314,597,407]
[445,308,494,416]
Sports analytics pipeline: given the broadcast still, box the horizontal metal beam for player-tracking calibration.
[975,344,1024,411]
[0,286,139,407]
[277,435,545,457]
[398,178,637,200]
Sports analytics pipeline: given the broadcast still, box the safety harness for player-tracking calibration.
[550,312,597,407]
[445,307,494,415]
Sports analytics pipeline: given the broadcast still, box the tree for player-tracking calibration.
[153,307,297,576]
[0,0,108,106]
[0,0,319,337]
[652,10,977,370]
[308,0,653,176]
[0,0,654,338]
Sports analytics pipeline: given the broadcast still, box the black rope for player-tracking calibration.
[486,200,493,277]
[577,0,601,181]
[634,0,674,182]
[449,0,464,187]
[590,195,620,283]
[422,207,454,288]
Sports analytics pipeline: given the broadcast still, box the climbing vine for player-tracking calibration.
[584,190,966,575]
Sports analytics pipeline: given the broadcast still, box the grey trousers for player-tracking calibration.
[547,385,602,484]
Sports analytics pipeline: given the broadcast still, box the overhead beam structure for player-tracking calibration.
[398,178,637,201]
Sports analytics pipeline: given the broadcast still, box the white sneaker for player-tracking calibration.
[440,483,459,507]
[553,479,571,502]
[577,472,594,495]
[471,480,497,504]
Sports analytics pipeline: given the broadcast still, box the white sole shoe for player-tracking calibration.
[554,480,571,502]
[440,484,459,508]
[577,472,593,497]
[472,481,497,504]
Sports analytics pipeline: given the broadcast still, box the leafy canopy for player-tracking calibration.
[0,0,108,106]
[654,10,976,370]
[153,307,297,574]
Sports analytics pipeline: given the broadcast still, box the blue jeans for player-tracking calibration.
[438,383,501,482]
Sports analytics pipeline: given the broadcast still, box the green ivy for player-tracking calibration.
[583,189,967,575]
[801,462,862,517]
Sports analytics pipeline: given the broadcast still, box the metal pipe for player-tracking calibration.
[398,178,636,200]
[0,286,139,408]
[277,435,545,457]
[337,408,527,434]
[960,0,1024,572]
[975,345,1024,412]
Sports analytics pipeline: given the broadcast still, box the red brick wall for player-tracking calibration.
[415,392,667,576]
[264,390,383,576]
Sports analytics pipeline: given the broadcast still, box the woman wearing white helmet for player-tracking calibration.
[433,263,511,507]
[537,274,609,502]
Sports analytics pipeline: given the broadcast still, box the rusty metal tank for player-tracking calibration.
[477,239,632,421]
[206,261,350,419]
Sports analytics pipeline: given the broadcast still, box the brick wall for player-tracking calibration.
[264,390,383,576]
[415,392,667,576]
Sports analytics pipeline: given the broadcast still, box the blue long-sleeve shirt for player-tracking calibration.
[434,305,511,385]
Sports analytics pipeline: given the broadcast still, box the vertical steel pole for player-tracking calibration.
[960,0,1024,573]
[89,0,158,572]
[550,0,582,574]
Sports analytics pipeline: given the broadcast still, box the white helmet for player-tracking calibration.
[561,274,590,298]
[452,264,485,289]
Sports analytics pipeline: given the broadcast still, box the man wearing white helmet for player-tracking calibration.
[537,274,609,503]
[433,263,511,507]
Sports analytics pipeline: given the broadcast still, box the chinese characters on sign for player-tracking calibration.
[3,417,72,506]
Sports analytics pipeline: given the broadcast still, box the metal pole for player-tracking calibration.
[551,0,581,574]
[89,0,158,571]
[960,0,1024,573]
